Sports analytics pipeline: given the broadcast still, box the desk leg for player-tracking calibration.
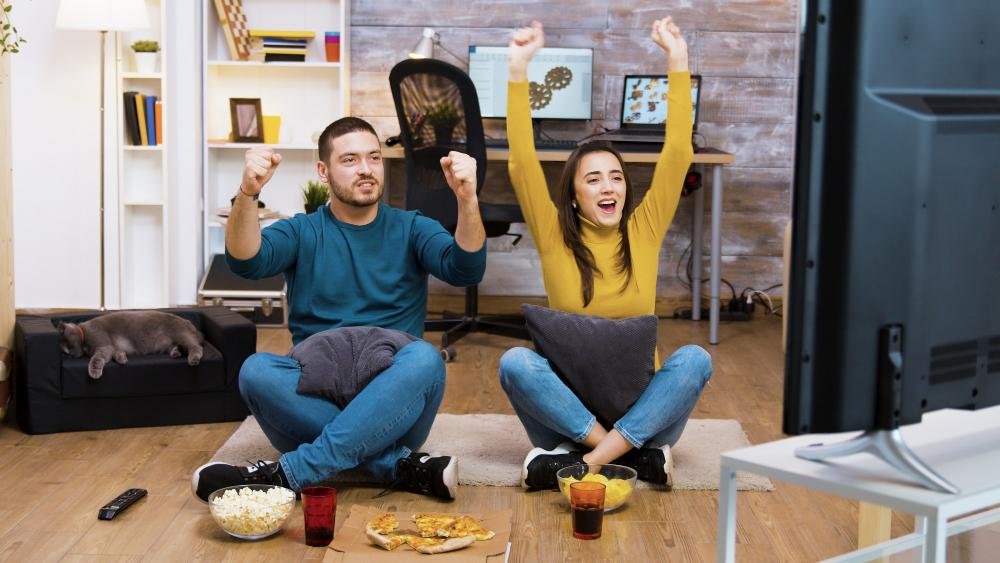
[709,165,723,345]
[716,462,737,563]
[858,502,891,563]
[692,169,704,321]
[925,513,946,562]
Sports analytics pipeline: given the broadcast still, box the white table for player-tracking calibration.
[717,406,1000,562]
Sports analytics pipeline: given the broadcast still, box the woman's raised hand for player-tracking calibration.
[650,16,689,72]
[508,21,544,81]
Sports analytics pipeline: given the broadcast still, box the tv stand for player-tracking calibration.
[794,429,958,494]
[793,324,958,494]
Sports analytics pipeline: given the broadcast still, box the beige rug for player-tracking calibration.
[212,414,773,491]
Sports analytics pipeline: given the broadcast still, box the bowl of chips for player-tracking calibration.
[556,463,637,512]
[208,484,296,540]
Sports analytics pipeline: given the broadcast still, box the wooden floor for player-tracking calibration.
[3,314,999,561]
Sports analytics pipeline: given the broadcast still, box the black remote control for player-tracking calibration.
[98,488,147,520]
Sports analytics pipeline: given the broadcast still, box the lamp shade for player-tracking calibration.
[409,27,436,59]
[56,0,149,31]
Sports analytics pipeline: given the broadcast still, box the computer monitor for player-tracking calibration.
[784,0,1000,492]
[619,74,701,131]
[468,45,593,120]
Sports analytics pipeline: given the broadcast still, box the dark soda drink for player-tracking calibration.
[572,503,603,539]
[305,526,334,547]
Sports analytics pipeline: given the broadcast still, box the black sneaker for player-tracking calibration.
[521,443,584,490]
[191,460,291,502]
[376,452,458,500]
[614,445,673,488]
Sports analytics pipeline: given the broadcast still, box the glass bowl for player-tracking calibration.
[207,484,296,540]
[556,463,637,512]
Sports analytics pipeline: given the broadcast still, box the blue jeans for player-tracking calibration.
[498,344,712,450]
[238,340,445,491]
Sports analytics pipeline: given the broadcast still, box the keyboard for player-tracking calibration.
[483,138,579,150]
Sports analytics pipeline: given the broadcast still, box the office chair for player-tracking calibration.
[388,58,529,360]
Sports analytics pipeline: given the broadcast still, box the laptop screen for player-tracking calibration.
[620,74,701,131]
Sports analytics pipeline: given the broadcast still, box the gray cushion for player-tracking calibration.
[521,304,658,427]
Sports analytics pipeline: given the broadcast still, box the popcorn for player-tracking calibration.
[209,486,295,537]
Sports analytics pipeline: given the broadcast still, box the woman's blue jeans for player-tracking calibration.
[498,344,712,450]
[238,340,445,490]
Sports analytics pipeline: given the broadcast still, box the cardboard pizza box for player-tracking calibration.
[327,505,511,563]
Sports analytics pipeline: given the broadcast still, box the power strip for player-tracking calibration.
[673,307,751,322]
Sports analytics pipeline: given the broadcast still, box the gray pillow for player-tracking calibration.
[521,304,658,427]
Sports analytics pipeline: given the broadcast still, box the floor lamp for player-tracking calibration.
[55,0,148,309]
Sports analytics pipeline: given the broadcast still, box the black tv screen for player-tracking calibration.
[784,0,1000,435]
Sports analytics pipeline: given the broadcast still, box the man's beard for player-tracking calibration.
[330,176,383,208]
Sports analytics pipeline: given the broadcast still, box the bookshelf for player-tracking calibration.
[201,0,350,261]
[116,0,168,308]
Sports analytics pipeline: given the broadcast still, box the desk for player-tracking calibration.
[382,145,736,344]
[717,406,1000,562]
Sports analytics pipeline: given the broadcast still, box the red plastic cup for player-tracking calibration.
[301,486,336,546]
[570,481,605,540]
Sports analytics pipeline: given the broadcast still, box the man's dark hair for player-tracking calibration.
[318,117,379,162]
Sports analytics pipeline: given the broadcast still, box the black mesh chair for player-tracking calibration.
[389,58,529,360]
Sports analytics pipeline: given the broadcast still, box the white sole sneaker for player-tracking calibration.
[444,456,458,499]
[520,442,577,488]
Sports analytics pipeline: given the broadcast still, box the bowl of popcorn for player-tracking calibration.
[207,484,296,540]
[556,463,637,512]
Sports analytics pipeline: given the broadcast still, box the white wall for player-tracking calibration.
[12,3,203,308]
[167,2,203,305]
[12,3,104,308]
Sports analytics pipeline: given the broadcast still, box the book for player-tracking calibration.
[212,0,251,61]
[264,52,306,62]
[249,29,315,39]
[144,95,157,146]
[250,37,308,48]
[249,46,308,62]
[154,100,163,145]
[122,91,141,145]
[134,93,148,146]
[259,47,307,55]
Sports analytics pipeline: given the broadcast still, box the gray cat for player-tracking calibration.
[57,311,204,379]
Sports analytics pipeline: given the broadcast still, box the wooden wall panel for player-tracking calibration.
[608,0,798,33]
[351,1,797,306]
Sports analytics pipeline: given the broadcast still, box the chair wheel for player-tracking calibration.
[440,346,457,362]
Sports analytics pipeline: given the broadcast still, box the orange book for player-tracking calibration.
[134,93,148,146]
[154,100,163,145]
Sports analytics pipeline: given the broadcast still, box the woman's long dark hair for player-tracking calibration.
[556,141,635,307]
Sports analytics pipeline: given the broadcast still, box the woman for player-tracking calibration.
[500,17,712,489]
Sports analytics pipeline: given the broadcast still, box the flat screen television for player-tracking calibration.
[467,45,593,120]
[784,0,1000,491]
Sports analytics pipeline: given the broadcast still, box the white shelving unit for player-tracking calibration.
[201,0,350,261]
[116,0,169,308]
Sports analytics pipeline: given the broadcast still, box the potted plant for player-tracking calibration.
[425,101,460,145]
[302,180,329,213]
[130,40,159,73]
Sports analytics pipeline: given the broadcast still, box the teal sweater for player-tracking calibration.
[227,203,486,344]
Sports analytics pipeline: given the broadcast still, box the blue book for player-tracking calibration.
[144,95,157,146]
[259,38,308,46]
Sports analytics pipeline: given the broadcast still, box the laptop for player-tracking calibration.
[594,74,701,143]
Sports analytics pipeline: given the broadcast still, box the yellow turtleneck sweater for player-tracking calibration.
[506,72,694,323]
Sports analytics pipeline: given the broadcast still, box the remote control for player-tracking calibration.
[98,488,147,520]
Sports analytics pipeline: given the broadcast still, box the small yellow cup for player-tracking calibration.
[263,115,281,144]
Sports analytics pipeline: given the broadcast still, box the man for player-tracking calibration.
[192,117,486,501]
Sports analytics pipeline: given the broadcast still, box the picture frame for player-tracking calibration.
[230,98,264,142]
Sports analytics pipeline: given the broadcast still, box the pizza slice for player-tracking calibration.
[412,512,458,538]
[366,512,405,550]
[442,515,496,541]
[406,534,476,554]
